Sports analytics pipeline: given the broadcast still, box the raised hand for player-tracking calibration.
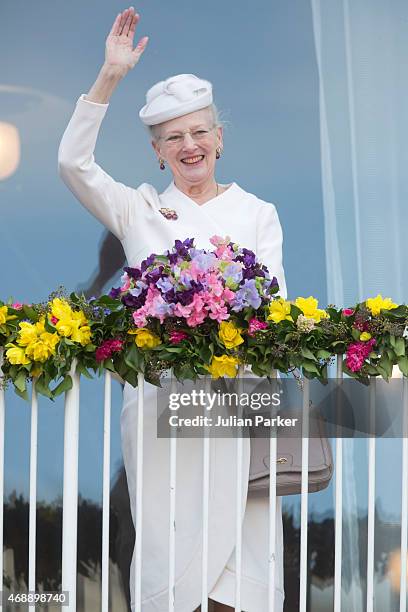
[105,7,149,75]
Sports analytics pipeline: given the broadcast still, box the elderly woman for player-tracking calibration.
[58,7,286,612]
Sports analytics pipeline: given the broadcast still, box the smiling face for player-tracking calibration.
[151,107,223,190]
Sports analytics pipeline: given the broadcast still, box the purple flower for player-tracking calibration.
[121,289,148,309]
[141,254,156,272]
[174,238,194,257]
[109,287,121,299]
[144,266,164,284]
[231,279,262,312]
[123,266,142,280]
[235,248,256,268]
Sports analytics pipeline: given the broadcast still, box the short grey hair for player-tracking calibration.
[147,103,224,143]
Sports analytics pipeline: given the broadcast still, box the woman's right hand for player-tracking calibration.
[105,7,149,76]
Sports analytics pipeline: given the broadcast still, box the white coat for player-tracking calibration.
[58,95,287,612]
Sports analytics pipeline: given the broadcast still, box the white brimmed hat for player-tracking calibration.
[139,73,213,126]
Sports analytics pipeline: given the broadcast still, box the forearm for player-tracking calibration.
[85,63,127,104]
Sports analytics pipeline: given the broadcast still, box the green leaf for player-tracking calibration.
[378,354,393,378]
[351,328,361,341]
[53,375,73,397]
[316,349,331,359]
[398,356,408,376]
[14,386,29,402]
[14,371,27,393]
[22,305,39,322]
[301,360,320,375]
[300,347,317,361]
[394,337,406,358]
[76,362,93,379]
[124,344,144,372]
[35,376,53,400]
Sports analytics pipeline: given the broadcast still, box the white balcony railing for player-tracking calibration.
[1,350,408,611]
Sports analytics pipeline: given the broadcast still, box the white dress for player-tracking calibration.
[58,94,287,612]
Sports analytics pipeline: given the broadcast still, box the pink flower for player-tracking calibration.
[51,316,59,325]
[342,308,354,317]
[248,318,268,336]
[345,338,376,372]
[169,330,188,344]
[12,302,23,310]
[95,338,124,362]
[120,273,131,292]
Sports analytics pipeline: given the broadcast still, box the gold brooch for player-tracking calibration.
[159,207,178,220]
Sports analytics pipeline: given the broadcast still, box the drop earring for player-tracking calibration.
[159,158,165,170]
[216,147,222,159]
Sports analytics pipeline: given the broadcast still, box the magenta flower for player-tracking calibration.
[345,338,376,372]
[342,308,355,317]
[12,302,23,310]
[169,330,188,344]
[95,338,124,362]
[248,318,268,336]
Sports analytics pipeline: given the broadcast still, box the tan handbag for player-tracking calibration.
[248,411,334,497]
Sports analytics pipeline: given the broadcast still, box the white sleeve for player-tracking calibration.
[256,203,287,299]
[58,94,142,240]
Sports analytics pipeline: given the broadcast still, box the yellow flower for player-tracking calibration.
[49,298,73,320]
[218,321,244,349]
[0,305,17,325]
[360,332,372,341]
[17,321,39,346]
[295,296,329,323]
[71,324,92,346]
[366,294,398,316]
[25,332,59,362]
[205,355,240,379]
[5,344,31,365]
[53,304,91,344]
[132,328,161,349]
[267,298,293,323]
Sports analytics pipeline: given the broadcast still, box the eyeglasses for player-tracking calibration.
[159,125,216,146]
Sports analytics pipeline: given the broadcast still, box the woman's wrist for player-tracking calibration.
[85,63,127,104]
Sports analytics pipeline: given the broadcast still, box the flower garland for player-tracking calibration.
[1,237,407,400]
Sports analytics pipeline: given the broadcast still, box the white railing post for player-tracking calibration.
[400,376,408,612]
[366,378,376,612]
[234,365,244,612]
[61,359,80,612]
[28,378,39,610]
[299,377,310,612]
[101,371,111,612]
[168,372,178,612]
[134,372,145,611]
[0,349,4,593]
[334,355,343,612]
[201,376,211,612]
[268,369,278,612]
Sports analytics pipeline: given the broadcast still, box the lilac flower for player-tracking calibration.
[231,279,262,312]
[156,277,174,293]
[222,262,243,284]
[190,250,217,271]
[129,280,148,297]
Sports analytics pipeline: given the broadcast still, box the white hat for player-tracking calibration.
[139,73,213,126]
